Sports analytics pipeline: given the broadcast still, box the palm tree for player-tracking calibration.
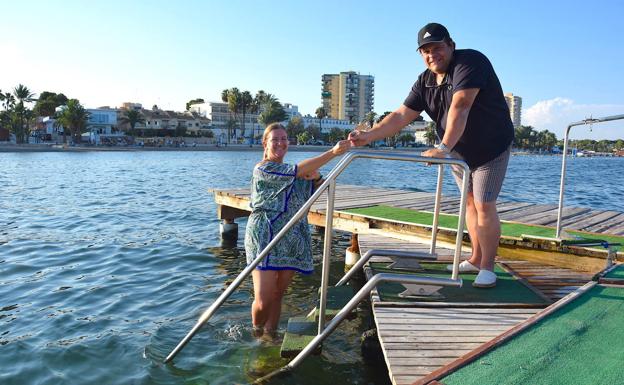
[221,87,241,141]
[239,90,253,140]
[11,84,36,143]
[315,107,326,133]
[56,99,90,144]
[119,109,146,136]
[13,84,35,104]
[1,92,16,110]
[258,98,286,126]
[424,122,437,146]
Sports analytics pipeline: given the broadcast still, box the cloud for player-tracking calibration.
[523,98,624,140]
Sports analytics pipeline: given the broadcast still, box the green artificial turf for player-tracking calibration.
[441,285,624,385]
[344,205,623,251]
[604,264,624,279]
[369,262,549,305]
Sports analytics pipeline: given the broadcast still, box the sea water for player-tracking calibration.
[1,151,622,385]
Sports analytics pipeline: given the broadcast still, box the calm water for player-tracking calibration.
[1,150,623,385]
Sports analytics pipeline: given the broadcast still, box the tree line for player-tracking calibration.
[0,84,91,144]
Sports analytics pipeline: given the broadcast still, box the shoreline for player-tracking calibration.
[0,143,431,153]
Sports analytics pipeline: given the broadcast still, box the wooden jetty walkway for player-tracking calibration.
[214,184,624,236]
[212,184,621,385]
[358,233,592,385]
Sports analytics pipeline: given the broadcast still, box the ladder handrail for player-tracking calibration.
[555,114,624,239]
[254,272,463,383]
[164,150,470,363]
[335,248,437,287]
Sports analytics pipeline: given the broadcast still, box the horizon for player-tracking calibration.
[2,0,623,139]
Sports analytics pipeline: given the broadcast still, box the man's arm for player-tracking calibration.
[423,88,479,157]
[349,105,421,146]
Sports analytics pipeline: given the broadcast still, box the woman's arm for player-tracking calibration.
[296,140,351,177]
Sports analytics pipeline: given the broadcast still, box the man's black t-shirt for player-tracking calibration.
[404,49,514,168]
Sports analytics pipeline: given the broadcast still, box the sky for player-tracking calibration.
[2,0,623,139]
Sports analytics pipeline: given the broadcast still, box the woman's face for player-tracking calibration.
[264,128,289,162]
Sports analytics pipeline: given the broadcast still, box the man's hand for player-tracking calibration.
[422,148,448,159]
[347,130,371,147]
[331,140,352,155]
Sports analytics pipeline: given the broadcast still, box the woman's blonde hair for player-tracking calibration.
[261,123,287,161]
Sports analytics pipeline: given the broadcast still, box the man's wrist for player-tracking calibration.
[435,142,451,154]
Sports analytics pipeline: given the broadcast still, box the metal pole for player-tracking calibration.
[164,150,471,363]
[555,125,573,239]
[555,114,624,239]
[430,164,444,254]
[318,179,336,333]
[288,273,461,370]
[452,163,470,280]
[336,249,437,286]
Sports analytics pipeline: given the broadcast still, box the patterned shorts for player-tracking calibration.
[451,147,511,203]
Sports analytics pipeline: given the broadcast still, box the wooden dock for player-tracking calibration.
[212,184,619,385]
[214,184,623,271]
[358,233,592,385]
[213,184,624,236]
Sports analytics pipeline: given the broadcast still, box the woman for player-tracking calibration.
[244,123,351,338]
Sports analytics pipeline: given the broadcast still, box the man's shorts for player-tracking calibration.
[451,147,510,203]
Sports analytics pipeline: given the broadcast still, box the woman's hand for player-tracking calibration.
[331,140,352,156]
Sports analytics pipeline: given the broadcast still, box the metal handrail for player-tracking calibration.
[164,150,470,363]
[335,249,437,287]
[555,114,624,239]
[254,272,462,383]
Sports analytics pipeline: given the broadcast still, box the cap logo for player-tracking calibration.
[423,32,432,38]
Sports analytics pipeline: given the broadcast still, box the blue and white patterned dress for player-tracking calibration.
[244,161,315,274]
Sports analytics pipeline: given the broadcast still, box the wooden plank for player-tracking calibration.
[499,204,557,221]
[583,213,624,234]
[559,209,621,230]
[413,282,597,385]
[374,304,538,385]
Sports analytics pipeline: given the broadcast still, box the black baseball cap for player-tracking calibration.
[418,23,451,49]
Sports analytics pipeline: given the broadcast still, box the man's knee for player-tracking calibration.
[474,201,498,220]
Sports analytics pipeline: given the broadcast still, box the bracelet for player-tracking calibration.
[435,143,451,154]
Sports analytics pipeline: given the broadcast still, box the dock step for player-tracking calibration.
[306,285,357,320]
[281,286,357,358]
[280,317,321,358]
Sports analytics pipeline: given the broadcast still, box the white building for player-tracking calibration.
[301,116,355,134]
[87,108,119,144]
[192,101,300,144]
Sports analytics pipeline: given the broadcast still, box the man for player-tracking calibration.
[348,22,514,288]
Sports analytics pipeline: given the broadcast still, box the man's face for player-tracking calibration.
[419,41,454,75]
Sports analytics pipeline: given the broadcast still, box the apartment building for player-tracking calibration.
[322,71,374,123]
[504,93,522,128]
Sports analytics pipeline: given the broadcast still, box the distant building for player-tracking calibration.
[87,107,119,145]
[301,116,354,134]
[322,71,374,123]
[405,120,429,144]
[191,101,300,143]
[504,93,522,128]
[282,103,300,120]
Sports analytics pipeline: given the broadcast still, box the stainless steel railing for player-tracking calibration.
[555,114,624,239]
[265,272,462,382]
[164,150,470,363]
